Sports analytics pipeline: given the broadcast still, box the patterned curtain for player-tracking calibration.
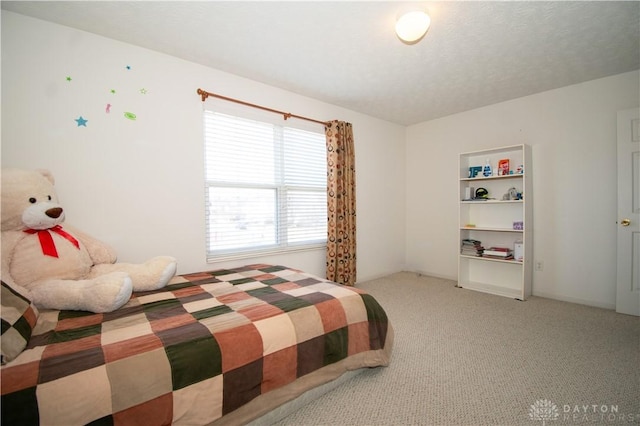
[325,120,357,286]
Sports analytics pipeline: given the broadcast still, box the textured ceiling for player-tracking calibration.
[2,1,639,126]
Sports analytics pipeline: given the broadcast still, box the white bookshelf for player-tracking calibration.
[457,144,532,300]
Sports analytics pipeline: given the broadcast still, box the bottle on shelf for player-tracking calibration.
[483,159,492,177]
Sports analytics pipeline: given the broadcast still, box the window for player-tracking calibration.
[203,103,327,260]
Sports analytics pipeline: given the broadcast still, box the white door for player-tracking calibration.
[616,108,640,316]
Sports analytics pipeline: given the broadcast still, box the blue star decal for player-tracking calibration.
[75,116,88,127]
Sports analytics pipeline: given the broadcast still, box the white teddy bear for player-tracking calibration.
[1,168,177,313]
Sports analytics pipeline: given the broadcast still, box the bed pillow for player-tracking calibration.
[1,280,39,364]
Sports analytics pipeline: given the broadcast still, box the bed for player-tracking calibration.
[1,264,393,425]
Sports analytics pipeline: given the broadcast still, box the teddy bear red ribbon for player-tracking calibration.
[23,225,80,258]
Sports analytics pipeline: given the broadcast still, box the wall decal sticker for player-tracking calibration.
[58,63,150,131]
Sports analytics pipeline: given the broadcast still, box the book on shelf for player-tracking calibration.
[486,246,510,252]
[461,239,484,256]
[461,249,484,256]
[483,247,513,258]
[483,254,514,260]
[462,239,482,245]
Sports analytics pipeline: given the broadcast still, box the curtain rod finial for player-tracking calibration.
[197,88,209,102]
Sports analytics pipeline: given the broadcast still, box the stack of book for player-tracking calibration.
[461,239,484,256]
[483,247,514,260]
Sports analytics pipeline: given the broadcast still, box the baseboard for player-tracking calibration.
[355,270,404,285]
[356,270,458,285]
[408,269,458,282]
[532,290,615,310]
[395,271,616,311]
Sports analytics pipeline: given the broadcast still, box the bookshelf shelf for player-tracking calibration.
[459,254,523,264]
[458,144,532,300]
[460,174,523,182]
[460,200,523,204]
[457,280,523,299]
[461,226,523,232]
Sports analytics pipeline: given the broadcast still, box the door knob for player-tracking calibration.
[620,218,631,226]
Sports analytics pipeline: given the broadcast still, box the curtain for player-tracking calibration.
[325,120,357,286]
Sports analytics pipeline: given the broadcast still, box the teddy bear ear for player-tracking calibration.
[36,169,55,185]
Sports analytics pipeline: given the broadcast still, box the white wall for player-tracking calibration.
[1,11,406,281]
[406,71,640,309]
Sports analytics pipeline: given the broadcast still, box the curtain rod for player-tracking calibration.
[197,88,329,126]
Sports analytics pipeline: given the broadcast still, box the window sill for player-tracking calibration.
[207,244,326,264]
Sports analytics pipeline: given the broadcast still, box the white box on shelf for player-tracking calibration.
[464,187,474,200]
[514,241,524,262]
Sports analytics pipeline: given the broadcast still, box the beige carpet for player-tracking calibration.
[273,272,640,425]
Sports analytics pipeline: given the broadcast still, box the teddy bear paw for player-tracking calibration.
[133,256,177,292]
[158,257,178,287]
[87,272,133,313]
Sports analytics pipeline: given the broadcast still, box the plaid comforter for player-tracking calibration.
[1,264,392,425]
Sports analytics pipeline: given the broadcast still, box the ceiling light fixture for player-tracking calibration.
[395,10,431,44]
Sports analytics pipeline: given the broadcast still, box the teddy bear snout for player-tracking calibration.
[22,202,65,230]
[46,207,63,218]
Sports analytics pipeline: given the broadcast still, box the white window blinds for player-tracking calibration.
[203,101,327,260]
